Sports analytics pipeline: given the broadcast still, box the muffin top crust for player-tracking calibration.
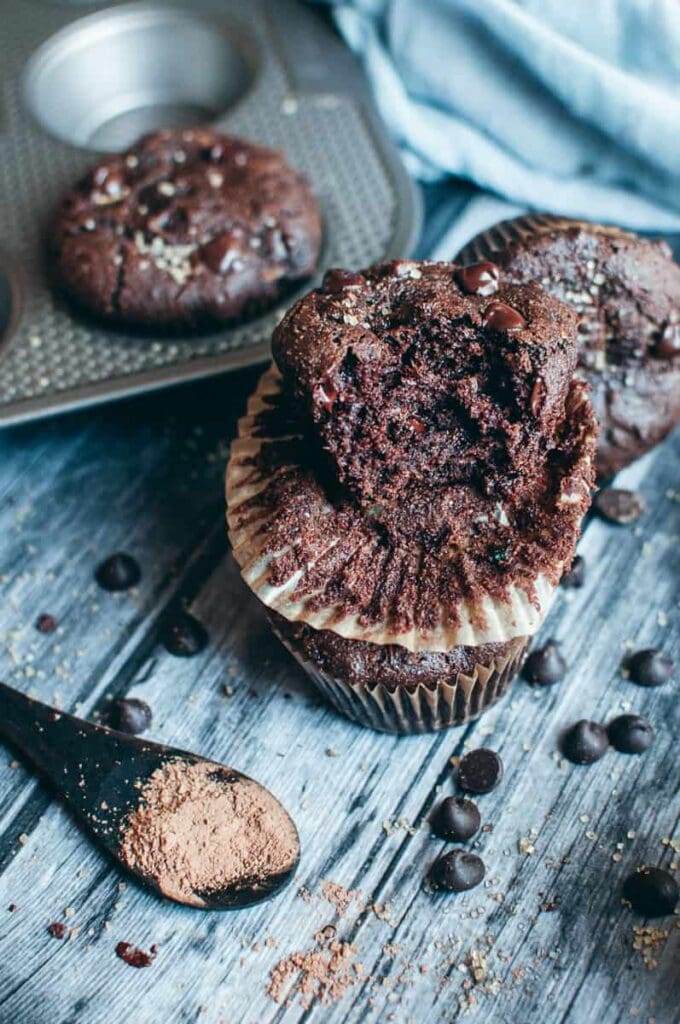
[227,261,597,651]
[53,128,322,328]
[470,223,680,373]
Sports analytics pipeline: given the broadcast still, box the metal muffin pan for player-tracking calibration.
[0,0,421,425]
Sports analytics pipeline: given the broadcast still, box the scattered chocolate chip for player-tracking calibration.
[162,612,209,657]
[457,261,500,297]
[623,867,679,917]
[561,555,585,588]
[523,640,567,686]
[627,648,674,687]
[115,941,155,968]
[656,322,680,358]
[593,488,645,525]
[48,921,67,939]
[607,714,655,754]
[109,698,152,735]
[35,613,58,634]
[8,904,16,913]
[95,553,141,592]
[482,301,526,332]
[431,797,481,843]
[457,748,503,794]
[428,849,485,892]
[538,895,561,913]
[562,720,608,764]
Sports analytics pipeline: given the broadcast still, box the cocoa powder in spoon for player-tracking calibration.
[119,759,298,907]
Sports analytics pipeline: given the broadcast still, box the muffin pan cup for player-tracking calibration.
[0,0,421,425]
[271,618,529,734]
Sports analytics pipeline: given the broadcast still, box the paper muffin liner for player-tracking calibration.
[456,213,636,267]
[226,365,566,653]
[270,613,529,734]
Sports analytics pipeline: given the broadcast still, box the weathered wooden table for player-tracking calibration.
[0,187,678,1024]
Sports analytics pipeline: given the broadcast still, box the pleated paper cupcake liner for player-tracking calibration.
[270,614,529,734]
[227,365,559,652]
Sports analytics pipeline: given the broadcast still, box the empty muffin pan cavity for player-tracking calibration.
[24,5,257,150]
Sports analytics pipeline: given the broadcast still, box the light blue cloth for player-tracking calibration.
[319,0,680,230]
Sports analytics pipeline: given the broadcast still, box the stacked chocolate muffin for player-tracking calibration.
[227,260,597,732]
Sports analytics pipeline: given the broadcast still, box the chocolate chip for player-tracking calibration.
[457,748,503,794]
[115,941,155,968]
[482,301,526,332]
[607,714,655,754]
[431,797,481,842]
[627,648,674,687]
[656,322,680,358]
[562,720,608,764]
[137,183,170,215]
[593,488,645,525]
[201,232,240,274]
[428,849,485,892]
[529,376,545,417]
[523,640,567,686]
[623,867,678,917]
[323,268,364,293]
[35,613,58,634]
[457,261,500,297]
[561,554,585,588]
[314,378,338,413]
[162,612,208,657]
[48,921,67,939]
[95,553,141,592]
[109,698,152,735]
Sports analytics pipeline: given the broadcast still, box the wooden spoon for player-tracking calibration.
[0,681,300,909]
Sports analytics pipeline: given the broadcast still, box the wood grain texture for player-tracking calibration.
[0,199,678,1024]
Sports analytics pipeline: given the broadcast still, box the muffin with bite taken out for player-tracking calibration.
[226,260,597,732]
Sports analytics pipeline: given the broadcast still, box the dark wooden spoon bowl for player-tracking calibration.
[0,681,300,909]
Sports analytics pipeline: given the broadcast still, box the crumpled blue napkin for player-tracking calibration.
[317,0,680,230]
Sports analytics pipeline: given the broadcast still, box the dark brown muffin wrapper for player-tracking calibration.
[456,213,636,266]
[270,613,529,734]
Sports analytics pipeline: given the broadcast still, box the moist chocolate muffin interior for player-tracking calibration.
[272,262,591,553]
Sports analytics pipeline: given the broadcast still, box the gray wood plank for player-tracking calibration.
[0,369,677,1023]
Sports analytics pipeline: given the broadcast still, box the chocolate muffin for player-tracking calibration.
[458,216,680,479]
[226,261,597,733]
[52,128,322,329]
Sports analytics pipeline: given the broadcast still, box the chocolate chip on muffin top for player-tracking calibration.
[52,128,322,329]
